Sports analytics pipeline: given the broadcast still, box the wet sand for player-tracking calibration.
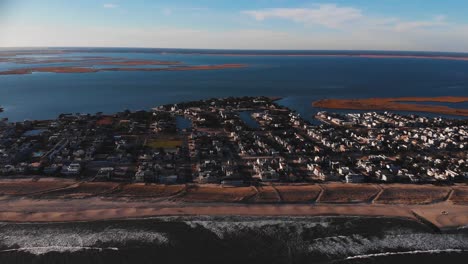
[313,96,468,117]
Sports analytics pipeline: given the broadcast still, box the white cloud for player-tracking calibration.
[188,7,210,11]
[394,15,447,32]
[243,4,452,34]
[103,3,118,9]
[162,8,172,16]
[242,4,363,28]
[1,3,467,52]
[2,24,468,52]
[160,7,209,16]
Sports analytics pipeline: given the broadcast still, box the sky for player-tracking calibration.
[1,0,468,51]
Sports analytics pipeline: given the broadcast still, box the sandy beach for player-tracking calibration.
[1,196,467,230]
[0,179,467,230]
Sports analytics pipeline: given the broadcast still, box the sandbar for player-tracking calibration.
[98,60,181,66]
[0,67,100,75]
[0,64,247,75]
[0,57,181,66]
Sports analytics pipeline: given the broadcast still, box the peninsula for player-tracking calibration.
[313,96,468,117]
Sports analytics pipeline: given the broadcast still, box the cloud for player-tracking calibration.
[242,4,451,34]
[103,3,118,9]
[242,4,363,28]
[1,3,467,52]
[2,23,468,52]
[394,15,447,32]
[160,7,209,16]
[188,7,210,11]
[162,8,172,16]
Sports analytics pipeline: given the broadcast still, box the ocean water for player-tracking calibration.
[0,216,467,264]
[0,48,467,122]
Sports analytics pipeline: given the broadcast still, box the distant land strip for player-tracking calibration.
[3,50,468,62]
[98,60,181,66]
[313,96,468,117]
[0,57,182,66]
[165,53,468,61]
[0,64,247,75]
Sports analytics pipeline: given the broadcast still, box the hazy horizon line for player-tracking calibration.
[1,46,468,55]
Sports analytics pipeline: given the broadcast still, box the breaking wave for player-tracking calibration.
[0,226,168,255]
[182,216,330,239]
[0,246,119,254]
[308,232,468,259]
[1,216,467,262]
[176,216,468,259]
[345,249,468,260]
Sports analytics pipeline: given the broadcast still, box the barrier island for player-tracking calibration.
[313,96,468,117]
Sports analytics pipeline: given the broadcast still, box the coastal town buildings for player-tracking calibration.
[0,97,466,185]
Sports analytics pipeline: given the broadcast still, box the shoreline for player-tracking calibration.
[6,49,468,61]
[313,96,468,117]
[0,213,422,232]
[0,199,466,231]
[162,53,468,61]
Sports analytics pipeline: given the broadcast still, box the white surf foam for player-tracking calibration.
[346,249,467,260]
[0,227,168,255]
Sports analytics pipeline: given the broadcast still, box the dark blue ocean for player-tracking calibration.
[1,216,467,264]
[0,48,467,122]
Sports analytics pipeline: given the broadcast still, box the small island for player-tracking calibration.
[313,96,468,117]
